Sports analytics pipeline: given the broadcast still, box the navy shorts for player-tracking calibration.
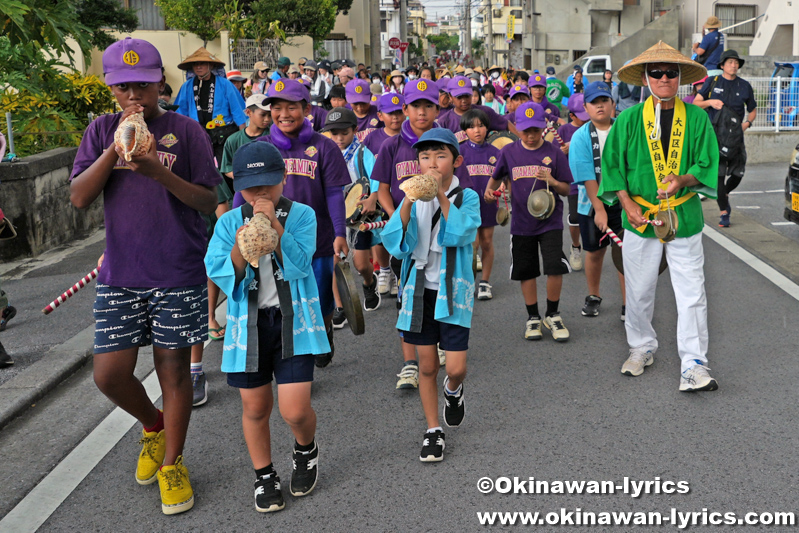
[93,284,207,354]
[578,204,623,253]
[312,256,335,317]
[510,231,571,280]
[402,288,470,351]
[226,308,315,388]
[347,228,373,251]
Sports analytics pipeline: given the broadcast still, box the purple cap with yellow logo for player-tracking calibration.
[516,102,547,130]
[404,79,439,105]
[345,79,372,104]
[447,76,473,98]
[102,37,163,86]
[264,78,309,105]
[529,74,547,88]
[508,84,530,99]
[378,93,404,113]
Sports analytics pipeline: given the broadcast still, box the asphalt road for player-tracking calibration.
[2,164,799,531]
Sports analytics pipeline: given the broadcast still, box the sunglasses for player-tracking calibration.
[259,69,269,73]
[647,69,679,79]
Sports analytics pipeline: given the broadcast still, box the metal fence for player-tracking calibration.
[678,76,799,132]
[322,40,353,62]
[229,39,281,72]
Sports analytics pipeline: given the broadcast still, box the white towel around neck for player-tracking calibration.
[411,176,459,271]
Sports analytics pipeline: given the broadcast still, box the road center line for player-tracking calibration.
[0,301,226,532]
[703,225,799,302]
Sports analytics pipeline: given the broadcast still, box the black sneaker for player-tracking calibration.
[620,305,626,322]
[331,307,347,330]
[0,341,12,368]
[419,430,445,462]
[581,295,602,317]
[363,276,381,311]
[315,326,334,368]
[442,376,465,427]
[254,474,285,513]
[290,442,319,496]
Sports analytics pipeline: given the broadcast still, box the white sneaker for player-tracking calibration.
[569,246,583,271]
[477,282,492,300]
[377,270,390,295]
[524,317,542,340]
[679,363,719,392]
[437,344,446,366]
[389,274,398,296]
[543,314,570,342]
[621,348,654,377]
[475,255,483,272]
[396,362,419,389]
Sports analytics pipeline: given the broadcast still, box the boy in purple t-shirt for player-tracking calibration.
[459,108,501,301]
[437,76,508,142]
[346,79,384,143]
[485,102,573,343]
[557,93,589,272]
[69,38,221,515]
[529,74,564,126]
[259,79,351,368]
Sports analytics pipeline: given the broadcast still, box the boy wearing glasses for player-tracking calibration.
[599,42,719,392]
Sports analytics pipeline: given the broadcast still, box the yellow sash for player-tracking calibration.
[632,97,693,233]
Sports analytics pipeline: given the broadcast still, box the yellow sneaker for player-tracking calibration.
[136,428,165,485]
[157,456,194,515]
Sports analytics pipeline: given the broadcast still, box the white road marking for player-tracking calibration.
[771,222,795,226]
[729,190,765,194]
[733,206,761,209]
[766,189,784,193]
[703,226,799,302]
[0,301,227,532]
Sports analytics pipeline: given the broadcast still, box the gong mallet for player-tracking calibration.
[358,220,388,231]
[42,268,99,315]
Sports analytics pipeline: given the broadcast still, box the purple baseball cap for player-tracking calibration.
[508,84,530,99]
[567,94,590,121]
[102,37,163,86]
[346,79,372,104]
[529,74,547,88]
[404,79,439,105]
[264,78,309,105]
[516,102,547,131]
[437,78,451,94]
[447,76,473,98]
[378,93,404,113]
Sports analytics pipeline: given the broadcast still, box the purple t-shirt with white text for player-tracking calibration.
[355,106,384,142]
[256,132,351,258]
[437,105,508,142]
[307,106,327,132]
[557,122,580,195]
[461,141,501,227]
[362,127,394,156]
[70,111,221,288]
[491,140,572,236]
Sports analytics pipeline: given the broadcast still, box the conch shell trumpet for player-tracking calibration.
[114,112,152,162]
[399,174,439,202]
[237,213,279,267]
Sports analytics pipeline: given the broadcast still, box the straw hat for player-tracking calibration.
[617,41,707,86]
[487,64,503,72]
[474,66,485,74]
[178,47,225,70]
[390,70,403,78]
[704,16,721,29]
[454,65,465,73]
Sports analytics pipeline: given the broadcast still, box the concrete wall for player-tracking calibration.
[331,0,371,65]
[0,148,104,261]
[746,132,799,165]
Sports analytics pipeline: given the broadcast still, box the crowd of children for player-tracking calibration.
[68,36,720,517]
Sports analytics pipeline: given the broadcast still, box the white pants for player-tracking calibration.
[622,232,709,371]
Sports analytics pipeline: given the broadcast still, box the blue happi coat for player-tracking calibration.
[381,187,481,331]
[205,202,329,373]
[175,74,247,128]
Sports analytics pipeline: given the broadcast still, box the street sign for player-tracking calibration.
[399,42,409,54]
[389,37,400,50]
[506,14,515,41]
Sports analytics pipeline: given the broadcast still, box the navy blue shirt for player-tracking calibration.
[698,30,725,70]
[698,75,756,121]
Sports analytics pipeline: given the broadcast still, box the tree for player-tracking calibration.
[428,34,459,54]
[154,0,228,47]
[471,38,484,61]
[75,0,139,51]
[249,0,337,44]
[1,0,90,63]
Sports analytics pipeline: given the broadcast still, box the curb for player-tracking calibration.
[0,324,95,430]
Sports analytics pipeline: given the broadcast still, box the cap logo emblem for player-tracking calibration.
[247,162,265,168]
[525,108,535,118]
[391,96,399,105]
[371,95,377,102]
[275,81,285,92]
[535,76,541,81]
[329,112,341,121]
[417,81,428,91]
[515,85,521,91]
[355,85,363,93]
[123,51,140,66]
[458,80,465,87]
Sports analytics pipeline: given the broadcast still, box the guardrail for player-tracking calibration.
[679,76,799,132]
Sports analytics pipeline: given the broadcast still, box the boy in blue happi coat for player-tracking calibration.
[381,128,481,463]
[205,141,329,513]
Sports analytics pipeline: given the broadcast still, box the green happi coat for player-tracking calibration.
[598,100,719,238]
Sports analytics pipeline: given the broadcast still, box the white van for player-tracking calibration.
[577,55,611,82]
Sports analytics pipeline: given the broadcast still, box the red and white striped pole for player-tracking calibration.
[42,268,99,315]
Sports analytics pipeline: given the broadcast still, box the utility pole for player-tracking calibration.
[400,0,408,68]
[464,0,472,61]
[370,0,381,73]
[486,0,493,67]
